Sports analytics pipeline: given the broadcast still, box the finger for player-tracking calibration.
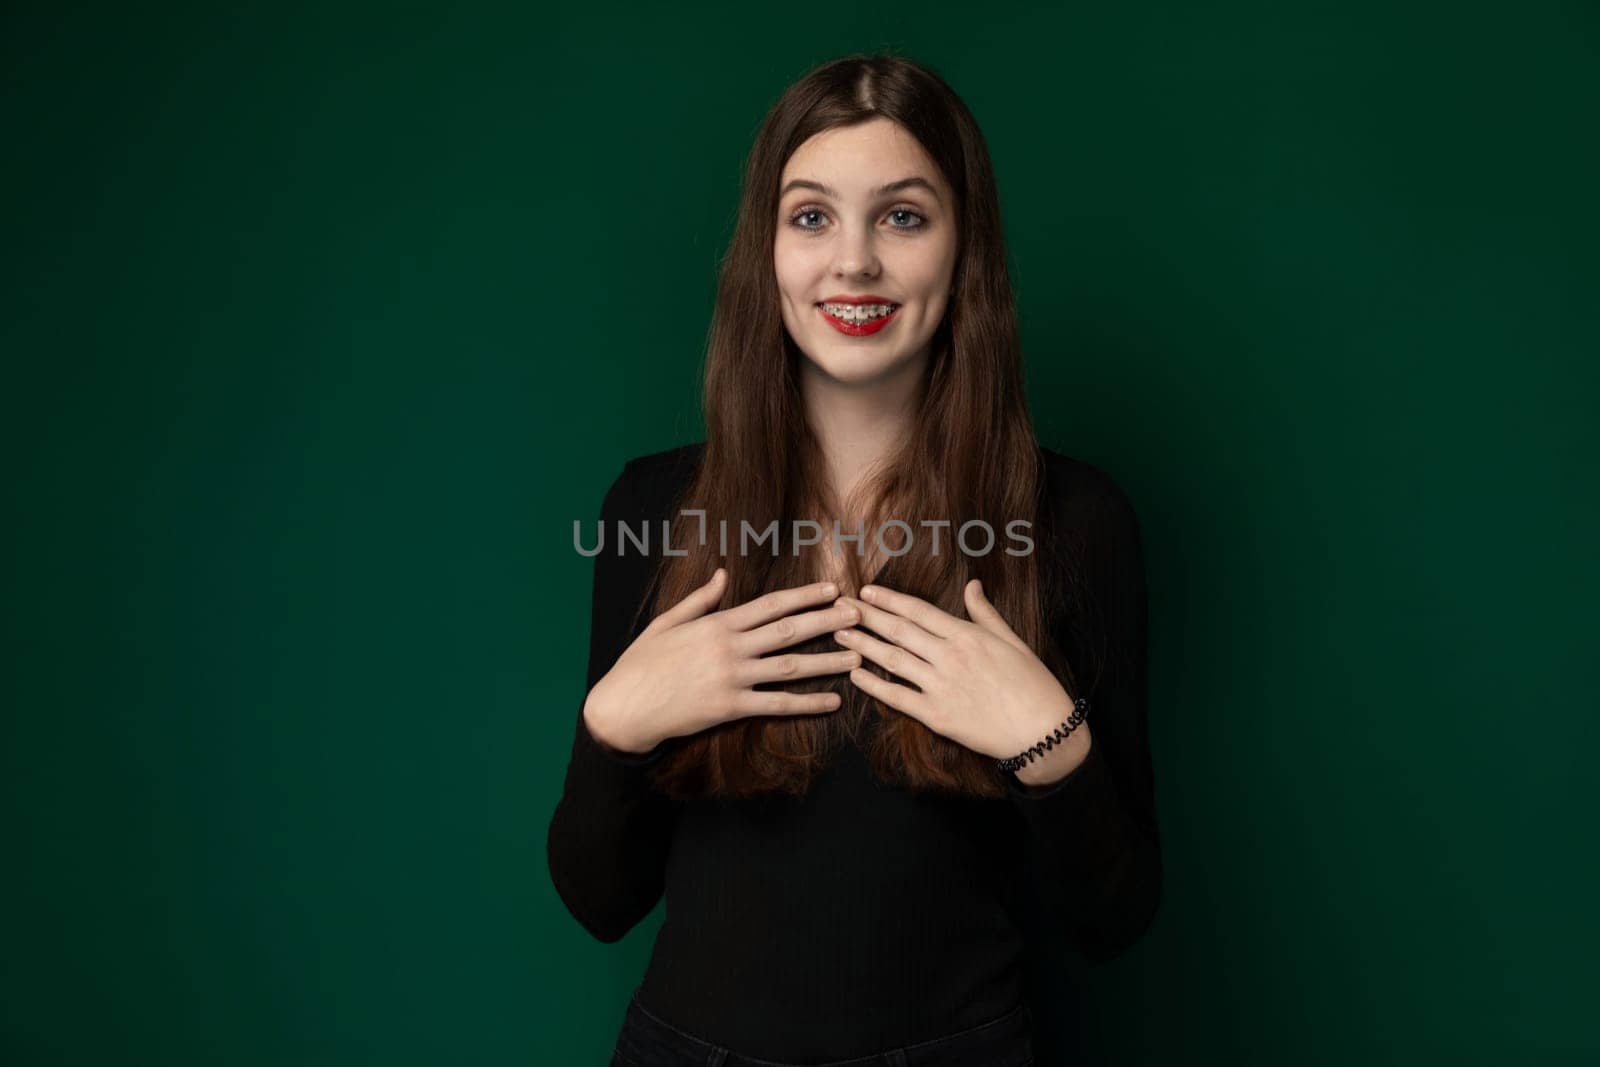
[964,579,1030,653]
[837,595,943,662]
[736,649,862,687]
[721,580,840,632]
[645,567,726,634]
[737,600,861,656]
[858,584,962,639]
[847,665,929,720]
[833,626,935,689]
[729,688,844,716]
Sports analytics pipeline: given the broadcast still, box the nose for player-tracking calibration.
[830,220,880,280]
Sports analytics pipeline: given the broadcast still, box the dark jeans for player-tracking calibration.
[610,990,1036,1067]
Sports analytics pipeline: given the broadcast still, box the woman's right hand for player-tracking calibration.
[582,569,863,756]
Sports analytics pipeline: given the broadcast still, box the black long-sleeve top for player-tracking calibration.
[546,442,1161,1061]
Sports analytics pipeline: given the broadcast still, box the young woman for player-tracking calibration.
[548,53,1161,1067]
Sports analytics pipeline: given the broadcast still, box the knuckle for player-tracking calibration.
[776,617,795,640]
[776,654,798,677]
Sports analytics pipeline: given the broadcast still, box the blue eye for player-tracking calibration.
[785,206,928,232]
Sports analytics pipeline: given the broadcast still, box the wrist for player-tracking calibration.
[1011,725,1092,787]
[582,692,659,757]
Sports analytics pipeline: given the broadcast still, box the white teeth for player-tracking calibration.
[821,302,897,322]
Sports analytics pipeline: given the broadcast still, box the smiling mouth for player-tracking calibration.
[815,302,902,337]
[816,301,900,324]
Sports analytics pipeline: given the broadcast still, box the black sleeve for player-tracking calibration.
[545,459,680,944]
[1004,472,1163,964]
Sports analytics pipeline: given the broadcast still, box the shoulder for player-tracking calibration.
[1038,445,1137,512]
[599,441,706,520]
[622,440,705,484]
[1035,448,1147,663]
[1037,445,1143,549]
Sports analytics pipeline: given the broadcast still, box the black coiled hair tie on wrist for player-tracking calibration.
[996,696,1090,774]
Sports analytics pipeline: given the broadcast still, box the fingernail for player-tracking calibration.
[822,582,838,596]
[861,586,877,599]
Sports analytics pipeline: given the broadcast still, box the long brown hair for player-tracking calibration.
[636,53,1079,801]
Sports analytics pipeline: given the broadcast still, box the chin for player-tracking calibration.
[803,345,916,385]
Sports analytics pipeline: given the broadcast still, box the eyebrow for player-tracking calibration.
[779,176,940,200]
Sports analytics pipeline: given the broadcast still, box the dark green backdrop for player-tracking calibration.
[4,2,1595,1064]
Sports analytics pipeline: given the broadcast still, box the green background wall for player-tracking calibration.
[4,2,1595,1064]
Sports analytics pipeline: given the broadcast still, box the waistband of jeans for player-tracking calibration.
[888,1000,1031,1066]
[622,992,1030,1067]
[620,990,721,1062]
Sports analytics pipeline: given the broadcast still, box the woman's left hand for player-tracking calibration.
[833,580,1092,773]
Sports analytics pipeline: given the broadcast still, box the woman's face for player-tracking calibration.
[774,117,959,389]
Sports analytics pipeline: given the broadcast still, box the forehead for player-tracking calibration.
[779,117,949,201]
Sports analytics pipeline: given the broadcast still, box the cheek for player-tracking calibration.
[772,242,815,301]
[899,243,957,301]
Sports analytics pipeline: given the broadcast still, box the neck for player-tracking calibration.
[798,350,927,505]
